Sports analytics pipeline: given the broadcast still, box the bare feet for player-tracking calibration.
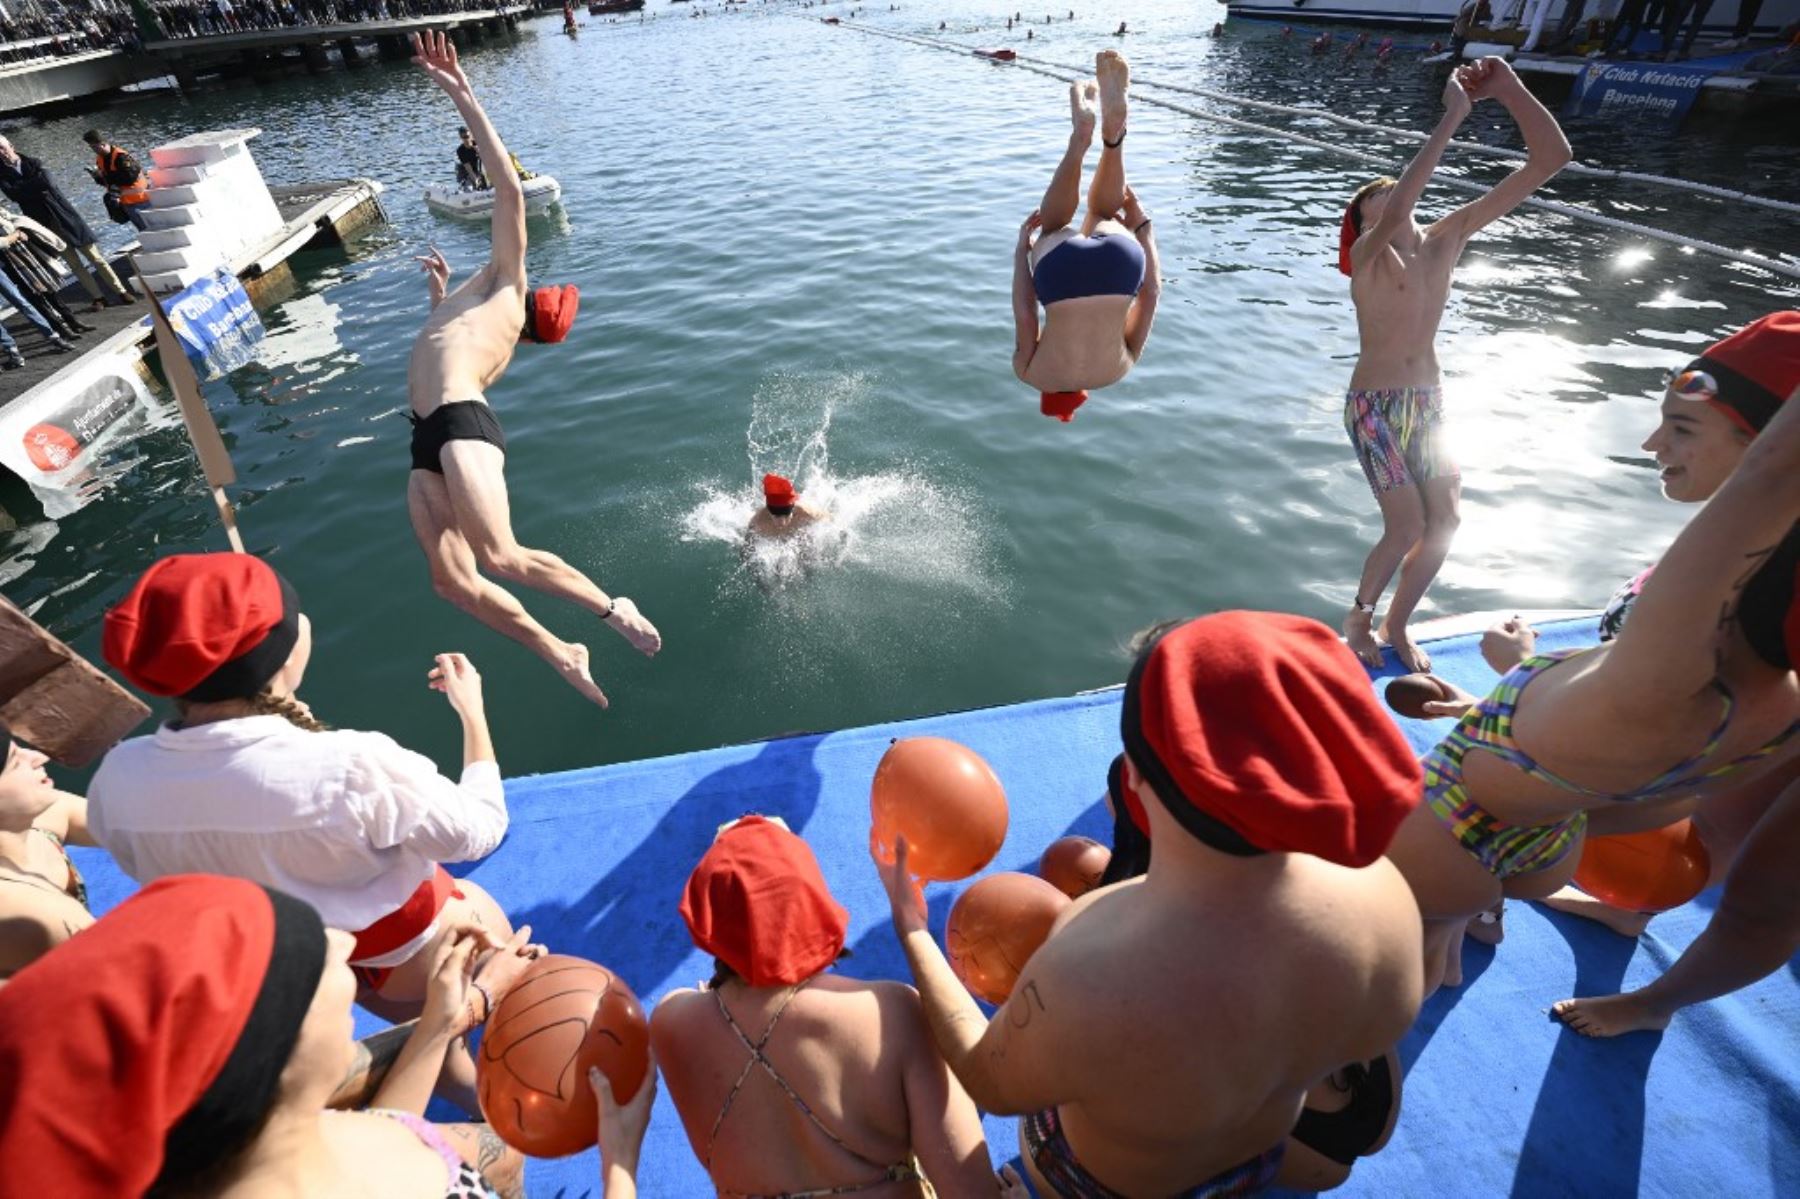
[1095,49,1129,143]
[1344,606,1385,668]
[605,595,663,656]
[1465,900,1504,946]
[1069,78,1097,142]
[555,642,610,709]
[1552,991,1672,1038]
[1540,887,1654,938]
[1380,620,1431,672]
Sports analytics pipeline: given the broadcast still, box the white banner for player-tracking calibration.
[0,346,161,519]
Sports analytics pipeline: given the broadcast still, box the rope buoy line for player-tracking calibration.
[822,17,1800,282]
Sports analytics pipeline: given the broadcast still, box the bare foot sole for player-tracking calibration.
[605,596,662,656]
[1540,888,1653,938]
[555,643,610,708]
[1552,992,1671,1038]
[1069,77,1097,140]
[1380,623,1431,672]
[1465,901,1505,946]
[1344,608,1386,668]
[1095,49,1130,142]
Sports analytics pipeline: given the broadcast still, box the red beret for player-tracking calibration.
[1040,390,1089,422]
[0,876,324,1197]
[1691,311,1800,436]
[1337,204,1357,277]
[103,553,300,701]
[1121,612,1422,868]
[763,473,798,509]
[680,816,849,987]
[525,284,580,344]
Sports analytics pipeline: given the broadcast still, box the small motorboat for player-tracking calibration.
[424,174,563,220]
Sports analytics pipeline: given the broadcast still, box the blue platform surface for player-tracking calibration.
[68,615,1800,1198]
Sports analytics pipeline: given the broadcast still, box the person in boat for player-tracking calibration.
[1338,57,1571,673]
[747,473,830,541]
[406,31,661,708]
[0,875,563,1199]
[0,724,95,984]
[878,612,1425,1198]
[1013,50,1160,424]
[1382,366,1800,999]
[653,816,1015,1197]
[87,551,522,1112]
[455,126,489,191]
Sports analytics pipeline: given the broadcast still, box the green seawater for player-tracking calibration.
[4,1,1798,779]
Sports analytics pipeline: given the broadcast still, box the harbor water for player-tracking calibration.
[3,0,1798,778]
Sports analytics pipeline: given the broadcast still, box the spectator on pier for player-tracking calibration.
[0,136,134,311]
[0,207,97,344]
[82,129,153,231]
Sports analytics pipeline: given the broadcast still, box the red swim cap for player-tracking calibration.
[763,473,798,509]
[524,284,580,344]
[1041,391,1089,422]
[1337,204,1358,276]
[1690,311,1800,436]
[680,817,849,987]
[104,553,301,701]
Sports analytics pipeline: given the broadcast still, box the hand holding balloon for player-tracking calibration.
[873,833,929,937]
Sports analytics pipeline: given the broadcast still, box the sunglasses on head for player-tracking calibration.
[1663,368,1719,401]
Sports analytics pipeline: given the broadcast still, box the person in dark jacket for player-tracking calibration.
[0,135,133,310]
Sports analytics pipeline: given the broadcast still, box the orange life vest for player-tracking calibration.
[98,147,149,207]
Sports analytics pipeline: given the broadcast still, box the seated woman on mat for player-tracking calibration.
[1012,50,1161,423]
[87,552,519,1112]
[1383,371,1800,997]
[0,723,95,982]
[0,875,560,1199]
[651,815,1014,1198]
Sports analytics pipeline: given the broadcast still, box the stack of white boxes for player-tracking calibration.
[133,129,285,295]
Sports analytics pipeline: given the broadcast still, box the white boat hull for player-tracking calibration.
[1225,0,1797,36]
[424,174,563,220]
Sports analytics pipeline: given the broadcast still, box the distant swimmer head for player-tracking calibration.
[1119,612,1422,867]
[521,284,580,344]
[1040,390,1089,422]
[763,472,799,515]
[1338,176,1397,276]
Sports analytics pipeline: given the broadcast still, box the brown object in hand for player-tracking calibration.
[1383,673,1456,720]
[0,594,149,765]
[1038,835,1112,899]
[477,955,650,1158]
[946,871,1070,1005]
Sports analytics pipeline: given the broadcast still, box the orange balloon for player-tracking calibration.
[1038,836,1112,898]
[477,955,650,1158]
[946,871,1069,1004]
[1572,820,1711,914]
[870,737,1009,882]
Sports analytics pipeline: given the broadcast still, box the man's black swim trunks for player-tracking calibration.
[408,400,507,474]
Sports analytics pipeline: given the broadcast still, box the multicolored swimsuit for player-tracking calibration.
[1343,386,1457,496]
[1424,650,1800,880]
[1022,1105,1284,1198]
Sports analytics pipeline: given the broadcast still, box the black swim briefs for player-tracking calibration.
[408,400,507,474]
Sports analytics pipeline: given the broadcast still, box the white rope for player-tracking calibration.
[824,18,1800,282]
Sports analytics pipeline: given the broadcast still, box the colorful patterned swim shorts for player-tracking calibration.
[1343,386,1458,496]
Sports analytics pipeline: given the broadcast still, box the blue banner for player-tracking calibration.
[1567,61,1713,125]
[164,267,265,380]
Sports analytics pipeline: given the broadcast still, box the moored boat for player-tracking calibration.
[423,174,563,220]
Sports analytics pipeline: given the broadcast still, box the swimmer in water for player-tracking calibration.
[747,473,831,540]
[1013,51,1160,423]
[1338,57,1570,672]
[404,32,661,709]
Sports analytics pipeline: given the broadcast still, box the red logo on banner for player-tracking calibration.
[22,423,81,473]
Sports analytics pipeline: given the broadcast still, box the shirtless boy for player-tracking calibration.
[1340,57,1570,671]
[406,31,659,708]
[747,473,831,541]
[876,612,1424,1197]
[1013,50,1161,423]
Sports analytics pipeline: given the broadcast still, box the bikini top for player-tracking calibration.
[1457,650,1799,803]
[0,828,88,913]
[704,980,923,1199]
[367,1109,502,1199]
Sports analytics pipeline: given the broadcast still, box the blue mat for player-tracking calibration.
[68,616,1800,1197]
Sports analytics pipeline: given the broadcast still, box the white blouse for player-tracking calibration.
[89,715,508,967]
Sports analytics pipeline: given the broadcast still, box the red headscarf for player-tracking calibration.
[0,875,326,1198]
[526,284,580,344]
[1121,612,1422,868]
[1690,311,1800,435]
[1041,390,1089,422]
[680,816,849,987]
[103,553,301,701]
[1337,204,1358,277]
[763,473,799,510]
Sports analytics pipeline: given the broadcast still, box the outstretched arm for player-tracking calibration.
[1121,187,1160,362]
[1012,210,1042,381]
[412,32,526,289]
[1431,58,1572,244]
[1351,67,1473,272]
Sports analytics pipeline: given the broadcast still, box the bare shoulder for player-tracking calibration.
[0,887,90,976]
[650,984,706,1034]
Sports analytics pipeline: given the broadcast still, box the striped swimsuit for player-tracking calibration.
[1424,650,1800,880]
